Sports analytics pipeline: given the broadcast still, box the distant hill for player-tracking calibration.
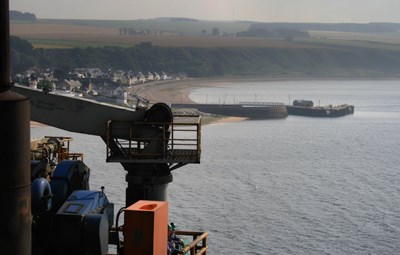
[250,22,400,33]
[237,28,310,39]
[10,36,400,78]
[153,17,199,22]
[10,18,400,78]
[10,10,37,21]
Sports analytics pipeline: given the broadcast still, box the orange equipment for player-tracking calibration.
[124,200,168,255]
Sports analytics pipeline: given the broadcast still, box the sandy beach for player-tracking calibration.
[130,78,255,124]
[129,78,224,104]
[129,75,383,104]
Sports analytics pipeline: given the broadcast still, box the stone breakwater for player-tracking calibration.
[171,103,288,119]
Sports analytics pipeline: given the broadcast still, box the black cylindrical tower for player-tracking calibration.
[125,164,173,206]
[0,1,31,254]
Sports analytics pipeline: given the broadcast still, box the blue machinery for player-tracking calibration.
[26,103,202,255]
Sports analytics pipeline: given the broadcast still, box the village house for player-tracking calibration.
[136,72,146,83]
[57,79,82,91]
[160,71,170,80]
[97,86,128,105]
[153,72,161,81]
[73,68,103,78]
[146,72,155,81]
[79,78,97,93]
[130,74,139,84]
[68,73,85,79]
[119,74,133,85]
[110,70,125,83]
[127,71,139,84]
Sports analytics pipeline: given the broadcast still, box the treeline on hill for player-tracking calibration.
[10,10,37,21]
[250,22,400,33]
[10,36,400,78]
[237,28,309,39]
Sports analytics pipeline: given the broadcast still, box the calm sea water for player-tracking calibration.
[32,80,400,255]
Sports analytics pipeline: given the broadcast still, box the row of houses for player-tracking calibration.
[13,68,187,106]
[16,68,186,86]
[69,68,186,85]
[20,77,130,105]
[108,71,172,85]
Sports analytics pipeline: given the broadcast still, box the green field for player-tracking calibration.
[20,18,252,35]
[10,19,315,49]
[10,18,400,78]
[10,18,400,51]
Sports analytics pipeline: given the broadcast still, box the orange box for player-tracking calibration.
[124,200,168,255]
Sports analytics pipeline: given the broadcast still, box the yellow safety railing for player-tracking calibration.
[106,115,201,164]
[174,231,208,255]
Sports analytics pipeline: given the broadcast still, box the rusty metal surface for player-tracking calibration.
[0,94,31,255]
[0,186,31,255]
[0,2,32,253]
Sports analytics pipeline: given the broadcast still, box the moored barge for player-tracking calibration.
[286,99,354,117]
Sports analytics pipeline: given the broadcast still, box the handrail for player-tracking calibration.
[174,231,208,255]
[66,153,84,161]
[240,101,285,106]
[108,229,208,255]
[106,115,201,165]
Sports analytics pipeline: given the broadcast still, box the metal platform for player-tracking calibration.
[106,115,201,165]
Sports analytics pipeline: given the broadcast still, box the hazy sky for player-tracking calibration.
[10,0,400,23]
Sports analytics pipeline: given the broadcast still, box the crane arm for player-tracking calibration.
[13,85,201,167]
[12,85,146,137]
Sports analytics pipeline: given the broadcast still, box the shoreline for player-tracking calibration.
[32,76,399,128]
[130,75,400,105]
[130,75,398,124]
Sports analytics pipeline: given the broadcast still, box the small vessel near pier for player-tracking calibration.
[286,99,354,117]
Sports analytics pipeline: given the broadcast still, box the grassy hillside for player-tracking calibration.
[11,19,400,50]
[11,18,251,42]
[11,36,400,78]
[10,19,286,49]
[10,19,400,78]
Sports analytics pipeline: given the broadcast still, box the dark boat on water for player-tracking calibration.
[286,99,354,117]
